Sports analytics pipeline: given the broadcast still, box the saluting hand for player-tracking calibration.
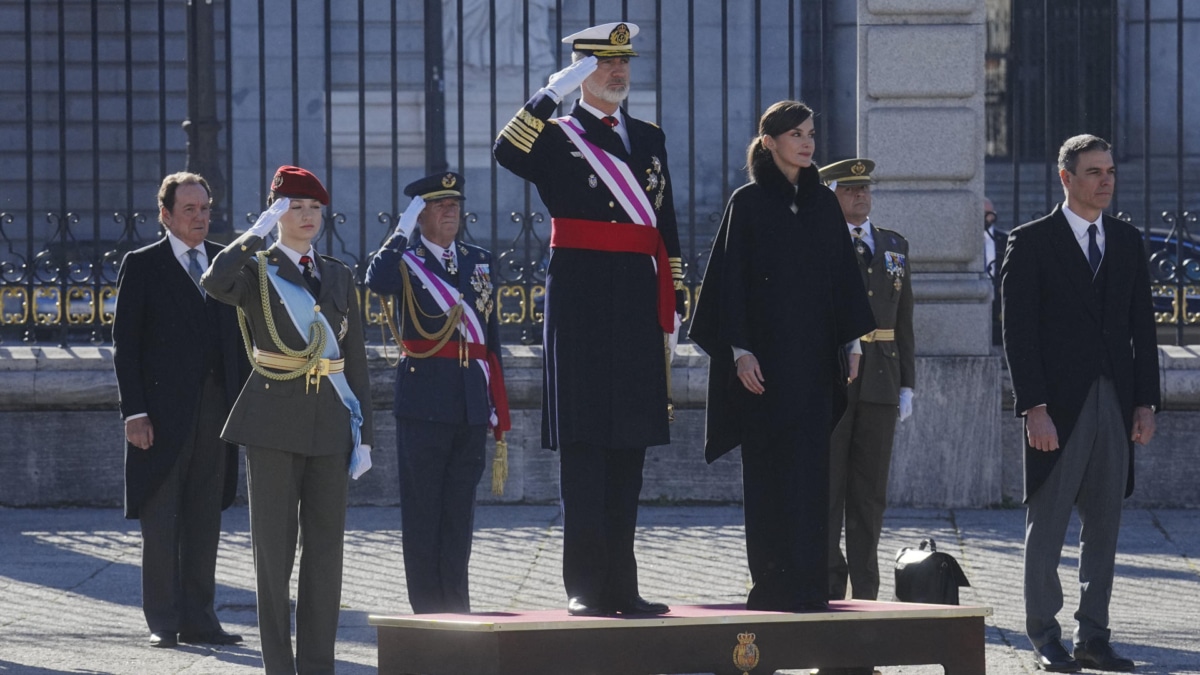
[736,353,765,395]
[1025,405,1060,452]
[247,197,290,238]
[546,56,597,102]
[125,417,154,450]
[395,195,425,240]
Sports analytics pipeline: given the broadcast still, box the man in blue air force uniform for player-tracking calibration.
[365,172,509,614]
[494,21,684,617]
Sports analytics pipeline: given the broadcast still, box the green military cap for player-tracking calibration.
[819,158,876,188]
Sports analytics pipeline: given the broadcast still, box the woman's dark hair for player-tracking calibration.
[746,100,814,181]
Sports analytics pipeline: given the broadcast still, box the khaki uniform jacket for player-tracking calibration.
[853,226,915,406]
[201,232,374,455]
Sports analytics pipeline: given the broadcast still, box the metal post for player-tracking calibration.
[184,0,227,236]
[424,0,448,175]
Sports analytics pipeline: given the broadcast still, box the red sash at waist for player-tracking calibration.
[402,339,511,439]
[550,217,676,333]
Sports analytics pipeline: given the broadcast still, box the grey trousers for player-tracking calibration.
[139,374,227,635]
[247,447,348,675]
[1024,377,1128,649]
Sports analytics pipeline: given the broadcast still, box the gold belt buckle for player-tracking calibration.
[305,358,331,395]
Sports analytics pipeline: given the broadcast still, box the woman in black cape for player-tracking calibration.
[690,100,874,611]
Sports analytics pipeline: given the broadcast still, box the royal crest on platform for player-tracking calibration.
[732,631,760,673]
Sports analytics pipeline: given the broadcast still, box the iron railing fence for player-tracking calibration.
[984,0,1200,345]
[4,0,1197,346]
[1,0,826,346]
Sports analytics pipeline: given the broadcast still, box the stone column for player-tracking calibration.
[856,0,1002,506]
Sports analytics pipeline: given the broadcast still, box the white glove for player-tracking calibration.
[349,444,372,480]
[395,195,425,240]
[545,56,597,102]
[899,387,914,422]
[248,197,290,238]
[667,312,682,358]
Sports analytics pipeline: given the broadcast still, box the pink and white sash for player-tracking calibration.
[556,116,657,229]
[401,250,496,426]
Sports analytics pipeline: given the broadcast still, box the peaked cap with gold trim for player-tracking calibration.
[404,171,465,201]
[562,22,639,57]
[819,158,876,188]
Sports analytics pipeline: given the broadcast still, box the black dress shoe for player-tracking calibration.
[610,596,670,615]
[149,632,177,648]
[1034,641,1081,673]
[1073,639,1135,672]
[179,629,243,645]
[566,597,608,617]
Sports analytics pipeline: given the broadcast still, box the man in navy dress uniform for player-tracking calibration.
[494,21,684,616]
[365,172,509,613]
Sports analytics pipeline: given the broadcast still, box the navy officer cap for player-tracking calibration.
[404,172,465,201]
[562,22,639,58]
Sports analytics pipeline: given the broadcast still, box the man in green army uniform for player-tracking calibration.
[820,159,916,627]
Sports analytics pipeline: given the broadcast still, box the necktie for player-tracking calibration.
[1087,223,1102,274]
[441,247,458,276]
[853,227,873,265]
[299,255,321,297]
[602,115,618,128]
[185,248,205,293]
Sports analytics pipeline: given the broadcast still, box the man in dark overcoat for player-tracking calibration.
[493,21,683,616]
[365,172,509,613]
[819,158,916,607]
[1002,134,1159,673]
[112,171,248,648]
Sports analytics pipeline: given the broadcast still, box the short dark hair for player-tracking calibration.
[157,172,211,224]
[747,100,814,181]
[1057,134,1111,174]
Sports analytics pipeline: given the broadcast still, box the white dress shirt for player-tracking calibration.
[1062,203,1106,270]
[578,98,631,153]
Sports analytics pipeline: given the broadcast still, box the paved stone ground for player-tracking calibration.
[1,505,1197,674]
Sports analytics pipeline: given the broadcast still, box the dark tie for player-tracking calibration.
[299,255,321,297]
[185,248,205,294]
[441,247,458,276]
[1087,223,1102,274]
[602,115,618,128]
[853,227,873,265]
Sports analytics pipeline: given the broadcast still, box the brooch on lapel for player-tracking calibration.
[884,251,906,291]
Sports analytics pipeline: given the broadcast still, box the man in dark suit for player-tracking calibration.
[819,159,916,611]
[494,22,683,617]
[1002,134,1159,673]
[364,172,509,613]
[112,172,247,648]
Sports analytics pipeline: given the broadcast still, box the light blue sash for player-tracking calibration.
[265,263,363,452]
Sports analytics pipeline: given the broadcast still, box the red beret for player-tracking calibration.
[270,165,329,205]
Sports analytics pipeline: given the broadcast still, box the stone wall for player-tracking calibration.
[3,344,1199,509]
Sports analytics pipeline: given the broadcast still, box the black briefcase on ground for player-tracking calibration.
[894,538,970,605]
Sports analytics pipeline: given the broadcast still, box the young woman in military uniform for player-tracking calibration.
[201,165,373,675]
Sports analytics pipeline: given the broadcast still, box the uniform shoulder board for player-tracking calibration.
[547,118,560,125]
[319,254,352,271]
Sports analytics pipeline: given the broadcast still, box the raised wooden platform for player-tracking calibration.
[368,600,992,674]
